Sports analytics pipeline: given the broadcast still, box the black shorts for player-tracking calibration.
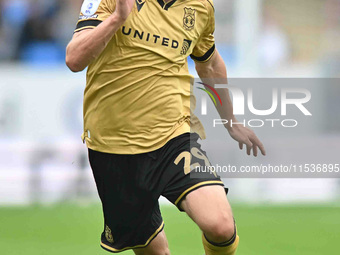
[88,132,225,253]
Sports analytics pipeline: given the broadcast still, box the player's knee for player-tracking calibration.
[155,246,170,255]
[205,213,235,243]
[134,244,170,255]
[163,247,171,255]
[153,247,171,255]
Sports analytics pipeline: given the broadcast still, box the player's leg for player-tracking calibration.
[159,132,239,254]
[88,148,168,254]
[180,185,239,255]
[133,230,170,255]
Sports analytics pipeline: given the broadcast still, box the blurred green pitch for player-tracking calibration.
[0,204,338,255]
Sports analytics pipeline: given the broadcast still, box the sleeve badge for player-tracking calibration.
[81,0,102,17]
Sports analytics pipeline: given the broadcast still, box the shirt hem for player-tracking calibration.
[85,121,191,155]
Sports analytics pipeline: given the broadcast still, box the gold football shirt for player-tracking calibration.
[75,0,216,154]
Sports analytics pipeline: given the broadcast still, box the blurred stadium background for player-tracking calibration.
[0,0,339,254]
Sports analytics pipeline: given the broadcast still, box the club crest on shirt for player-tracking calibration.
[105,225,114,244]
[81,0,102,17]
[183,7,196,31]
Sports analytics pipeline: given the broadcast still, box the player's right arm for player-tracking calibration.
[66,0,134,72]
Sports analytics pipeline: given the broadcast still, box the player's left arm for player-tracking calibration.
[194,51,266,157]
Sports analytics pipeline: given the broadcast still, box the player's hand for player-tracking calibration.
[228,125,266,157]
[115,0,135,21]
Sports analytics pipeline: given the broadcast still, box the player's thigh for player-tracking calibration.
[180,185,234,241]
[133,230,170,255]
